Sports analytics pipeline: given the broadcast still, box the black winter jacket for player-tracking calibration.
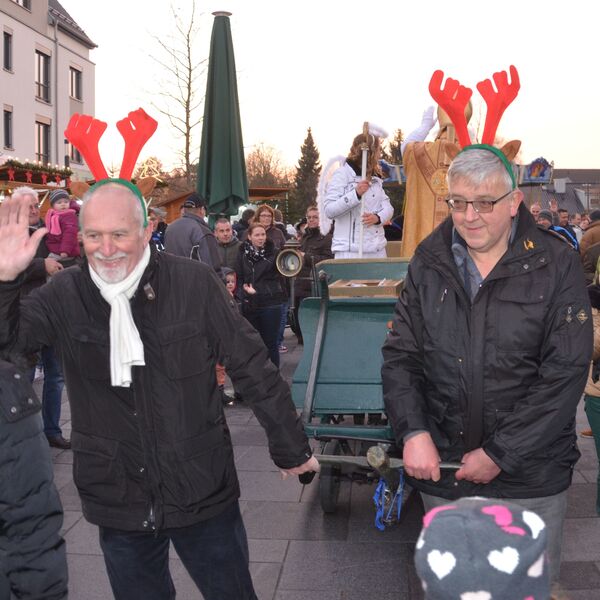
[295,228,333,299]
[0,249,311,532]
[382,205,593,499]
[164,213,223,274]
[237,240,287,310]
[0,358,67,599]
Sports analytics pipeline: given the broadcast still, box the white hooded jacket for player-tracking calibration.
[323,162,393,254]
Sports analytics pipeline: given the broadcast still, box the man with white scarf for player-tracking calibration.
[0,182,318,600]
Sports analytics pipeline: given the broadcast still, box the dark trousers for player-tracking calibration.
[98,502,257,600]
[29,345,65,437]
[277,300,289,347]
[244,304,281,367]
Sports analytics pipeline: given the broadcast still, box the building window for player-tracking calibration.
[68,142,82,164]
[11,0,31,9]
[3,32,12,71]
[3,110,12,148]
[69,67,82,100]
[35,50,50,102]
[35,121,50,164]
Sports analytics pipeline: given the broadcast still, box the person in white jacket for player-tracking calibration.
[322,133,393,258]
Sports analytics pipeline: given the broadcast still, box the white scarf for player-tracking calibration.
[89,245,151,387]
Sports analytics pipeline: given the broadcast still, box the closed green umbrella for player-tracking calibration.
[197,11,248,220]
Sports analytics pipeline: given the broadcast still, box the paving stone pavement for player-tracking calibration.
[40,329,600,599]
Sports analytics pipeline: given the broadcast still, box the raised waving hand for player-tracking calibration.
[0,195,47,282]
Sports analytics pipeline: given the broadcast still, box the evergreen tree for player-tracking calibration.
[388,128,404,164]
[289,128,321,224]
[382,128,405,216]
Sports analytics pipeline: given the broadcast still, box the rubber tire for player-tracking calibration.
[319,439,342,514]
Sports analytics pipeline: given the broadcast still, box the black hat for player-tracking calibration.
[49,189,70,206]
[590,209,600,222]
[183,193,207,209]
[537,210,553,223]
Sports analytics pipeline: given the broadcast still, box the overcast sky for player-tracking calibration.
[60,0,599,173]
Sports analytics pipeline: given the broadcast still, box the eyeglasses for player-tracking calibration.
[445,190,513,213]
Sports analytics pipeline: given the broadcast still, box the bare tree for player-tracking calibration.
[246,143,291,187]
[149,1,206,184]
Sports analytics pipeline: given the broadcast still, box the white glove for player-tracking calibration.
[401,106,437,153]
[420,106,436,131]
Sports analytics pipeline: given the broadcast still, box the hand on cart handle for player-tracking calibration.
[402,432,441,482]
[280,455,320,481]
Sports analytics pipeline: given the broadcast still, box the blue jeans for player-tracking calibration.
[277,301,289,347]
[244,305,281,367]
[29,346,65,437]
[99,501,257,600]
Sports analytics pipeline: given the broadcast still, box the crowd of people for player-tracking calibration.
[3,133,600,599]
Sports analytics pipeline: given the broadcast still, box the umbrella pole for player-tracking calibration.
[358,121,369,259]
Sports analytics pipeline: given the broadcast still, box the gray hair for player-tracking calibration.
[11,186,38,202]
[149,206,166,218]
[447,149,517,192]
[79,183,146,231]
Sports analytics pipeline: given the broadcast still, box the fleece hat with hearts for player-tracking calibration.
[414,497,549,600]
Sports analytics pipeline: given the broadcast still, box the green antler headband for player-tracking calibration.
[64,109,158,227]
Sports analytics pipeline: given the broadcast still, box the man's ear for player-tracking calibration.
[142,219,154,244]
[510,188,524,216]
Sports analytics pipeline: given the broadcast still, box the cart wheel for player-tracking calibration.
[319,440,342,514]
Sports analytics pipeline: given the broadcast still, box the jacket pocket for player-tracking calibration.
[71,325,111,380]
[162,425,233,508]
[71,431,127,506]
[157,320,212,379]
[495,280,547,352]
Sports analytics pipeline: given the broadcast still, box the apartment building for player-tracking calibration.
[0,0,95,180]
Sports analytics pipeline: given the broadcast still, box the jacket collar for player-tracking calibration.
[182,212,208,227]
[417,204,551,282]
[82,244,160,302]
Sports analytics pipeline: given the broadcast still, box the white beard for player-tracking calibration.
[91,253,128,283]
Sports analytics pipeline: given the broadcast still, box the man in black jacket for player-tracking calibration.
[164,192,222,274]
[0,354,67,599]
[382,147,592,587]
[292,206,333,343]
[0,182,318,600]
[17,186,71,450]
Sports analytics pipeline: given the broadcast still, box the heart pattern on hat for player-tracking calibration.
[527,553,545,578]
[522,510,545,540]
[415,498,549,599]
[487,546,519,574]
[428,549,456,579]
[460,592,491,600]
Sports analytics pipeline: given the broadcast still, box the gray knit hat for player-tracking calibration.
[49,189,70,206]
[415,497,549,599]
[537,210,553,223]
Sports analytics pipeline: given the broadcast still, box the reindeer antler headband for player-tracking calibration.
[64,108,158,226]
[429,65,521,188]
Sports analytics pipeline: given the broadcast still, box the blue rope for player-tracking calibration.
[373,469,404,531]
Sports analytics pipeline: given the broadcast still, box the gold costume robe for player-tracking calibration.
[400,139,451,257]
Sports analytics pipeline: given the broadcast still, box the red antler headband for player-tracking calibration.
[429,66,521,187]
[64,108,158,225]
